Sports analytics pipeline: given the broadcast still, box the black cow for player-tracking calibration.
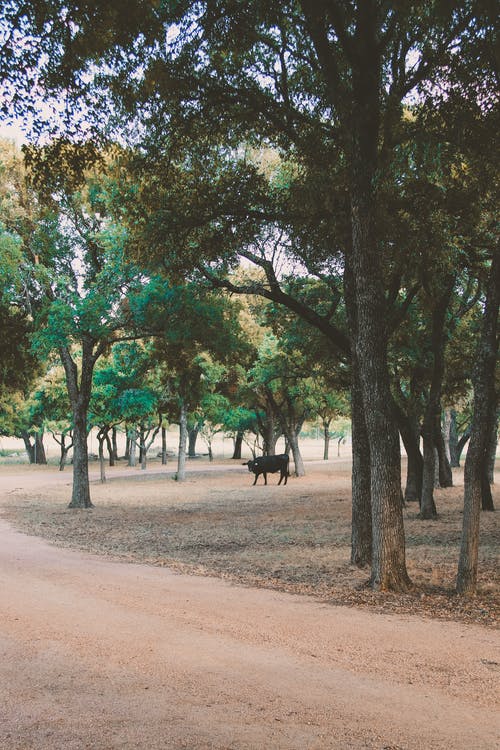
[243,454,289,485]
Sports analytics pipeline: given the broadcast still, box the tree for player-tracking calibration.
[1,1,496,589]
[0,143,175,506]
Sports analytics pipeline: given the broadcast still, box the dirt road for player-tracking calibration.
[0,470,499,750]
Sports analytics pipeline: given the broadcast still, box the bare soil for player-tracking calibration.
[0,458,499,749]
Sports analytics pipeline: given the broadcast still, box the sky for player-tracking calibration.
[0,121,26,145]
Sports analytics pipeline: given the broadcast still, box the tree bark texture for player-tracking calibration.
[344,250,372,568]
[457,251,499,595]
[487,410,498,485]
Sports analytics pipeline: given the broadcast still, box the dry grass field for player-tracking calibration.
[1,456,498,628]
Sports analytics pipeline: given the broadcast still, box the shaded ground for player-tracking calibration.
[1,458,498,627]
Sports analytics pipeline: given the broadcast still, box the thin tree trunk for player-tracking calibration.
[161,426,167,465]
[106,432,115,466]
[447,409,460,467]
[139,426,147,470]
[176,402,188,481]
[323,421,330,460]
[59,435,73,471]
[112,426,119,461]
[97,429,107,484]
[457,251,499,595]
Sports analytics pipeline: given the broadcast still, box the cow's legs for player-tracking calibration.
[252,474,258,485]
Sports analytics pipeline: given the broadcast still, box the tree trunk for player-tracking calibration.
[232,430,243,459]
[349,364,373,567]
[420,279,455,517]
[59,435,73,472]
[345,250,372,568]
[20,431,35,463]
[97,429,107,484]
[323,421,330,460]
[34,432,47,464]
[481,468,494,511]
[287,430,304,477]
[106,432,115,466]
[176,402,188,481]
[456,429,471,465]
[161,425,167,465]
[259,410,278,455]
[436,418,453,487]
[69,415,92,507]
[188,425,199,457]
[448,409,460,467]
[404,440,423,503]
[349,79,409,588]
[457,251,499,595]
[140,427,147,470]
[128,427,137,467]
[487,410,498,484]
[351,206,409,586]
[394,404,423,503]
[112,426,119,461]
[420,431,438,518]
[59,343,94,509]
[481,408,497,511]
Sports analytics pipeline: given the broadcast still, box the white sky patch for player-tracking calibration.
[0,121,26,145]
